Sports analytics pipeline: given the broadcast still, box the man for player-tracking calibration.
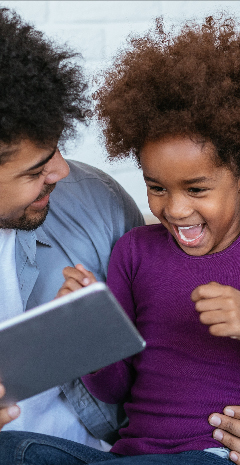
[0,5,143,450]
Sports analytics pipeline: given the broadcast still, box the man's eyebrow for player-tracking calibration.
[25,148,57,172]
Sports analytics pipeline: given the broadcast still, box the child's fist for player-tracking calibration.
[55,264,97,298]
[191,282,240,338]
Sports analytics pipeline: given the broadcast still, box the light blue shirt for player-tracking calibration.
[15,160,144,444]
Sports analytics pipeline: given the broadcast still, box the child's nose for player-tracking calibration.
[164,194,193,221]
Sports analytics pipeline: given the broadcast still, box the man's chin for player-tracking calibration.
[0,204,49,231]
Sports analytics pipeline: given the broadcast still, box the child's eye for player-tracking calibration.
[188,187,207,194]
[149,185,166,194]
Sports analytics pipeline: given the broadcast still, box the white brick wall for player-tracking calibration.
[0,1,240,214]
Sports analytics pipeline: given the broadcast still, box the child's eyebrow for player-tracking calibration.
[144,175,211,184]
[183,177,210,185]
[144,175,160,183]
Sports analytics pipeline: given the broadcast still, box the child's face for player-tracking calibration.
[141,136,240,256]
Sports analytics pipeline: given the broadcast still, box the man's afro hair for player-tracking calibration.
[0,7,90,147]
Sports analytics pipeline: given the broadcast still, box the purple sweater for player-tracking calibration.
[83,224,240,455]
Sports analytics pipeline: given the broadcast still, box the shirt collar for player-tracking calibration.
[16,227,52,265]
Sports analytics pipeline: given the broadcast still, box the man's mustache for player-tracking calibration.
[34,184,56,202]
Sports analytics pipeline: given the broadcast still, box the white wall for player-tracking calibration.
[1,1,240,214]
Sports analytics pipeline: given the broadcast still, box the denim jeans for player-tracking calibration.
[0,431,230,465]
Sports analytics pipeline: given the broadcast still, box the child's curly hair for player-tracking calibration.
[95,14,240,173]
[0,7,90,150]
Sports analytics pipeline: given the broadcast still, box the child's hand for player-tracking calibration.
[191,282,240,339]
[55,264,97,299]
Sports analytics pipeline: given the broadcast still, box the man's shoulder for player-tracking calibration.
[52,160,131,205]
[43,159,144,251]
[60,159,121,188]
[51,159,144,227]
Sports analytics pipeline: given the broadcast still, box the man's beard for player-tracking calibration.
[0,203,50,231]
[0,184,55,231]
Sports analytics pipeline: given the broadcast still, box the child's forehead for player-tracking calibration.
[141,136,216,167]
[141,135,215,155]
[140,136,226,183]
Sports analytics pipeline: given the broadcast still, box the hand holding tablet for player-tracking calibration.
[0,283,145,408]
[0,383,20,429]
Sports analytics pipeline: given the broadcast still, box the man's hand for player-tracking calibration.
[191,282,240,338]
[0,383,20,430]
[209,407,240,463]
[55,264,97,299]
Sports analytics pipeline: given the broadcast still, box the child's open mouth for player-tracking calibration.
[172,224,205,247]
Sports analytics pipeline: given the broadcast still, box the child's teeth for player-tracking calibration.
[178,228,196,242]
[177,224,203,242]
[179,225,197,229]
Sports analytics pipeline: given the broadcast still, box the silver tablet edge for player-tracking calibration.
[0,282,106,331]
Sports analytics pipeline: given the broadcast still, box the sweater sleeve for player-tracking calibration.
[82,231,137,404]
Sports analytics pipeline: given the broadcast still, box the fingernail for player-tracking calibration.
[82,278,90,285]
[213,429,223,440]
[224,407,235,417]
[8,406,20,419]
[209,415,221,426]
[230,452,238,463]
[76,264,83,270]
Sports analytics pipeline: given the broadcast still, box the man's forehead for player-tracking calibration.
[0,142,20,165]
[22,148,57,173]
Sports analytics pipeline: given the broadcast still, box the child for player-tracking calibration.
[19,13,240,465]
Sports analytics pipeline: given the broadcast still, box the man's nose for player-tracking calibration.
[44,149,70,184]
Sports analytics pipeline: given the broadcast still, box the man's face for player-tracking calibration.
[0,139,69,230]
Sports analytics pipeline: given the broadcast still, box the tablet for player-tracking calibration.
[0,283,146,407]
